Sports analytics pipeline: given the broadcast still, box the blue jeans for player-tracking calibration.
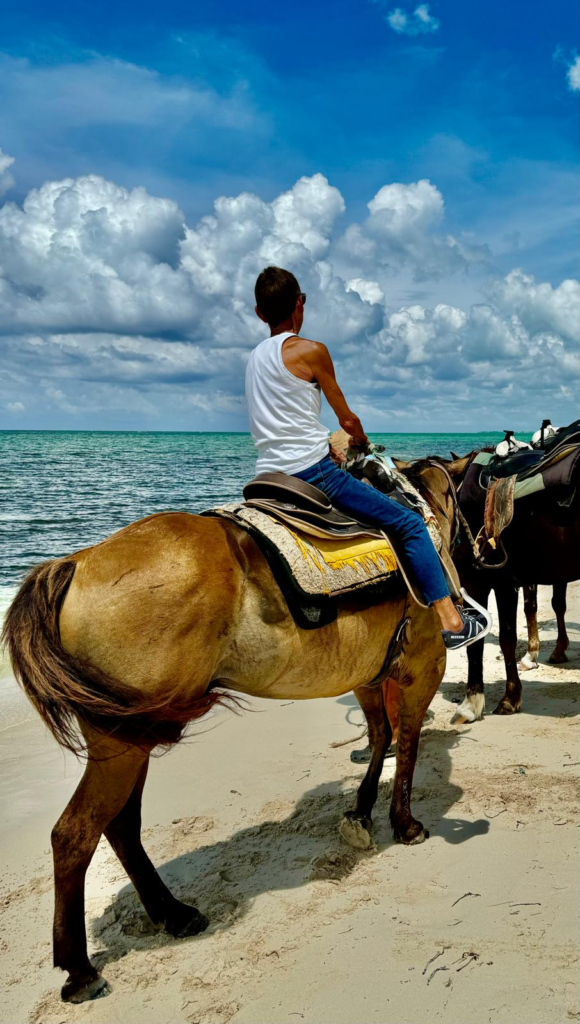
[293,455,449,606]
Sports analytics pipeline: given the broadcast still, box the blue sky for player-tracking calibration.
[0,0,578,431]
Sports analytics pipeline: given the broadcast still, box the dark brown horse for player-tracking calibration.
[453,475,579,720]
[395,453,580,721]
[520,583,571,671]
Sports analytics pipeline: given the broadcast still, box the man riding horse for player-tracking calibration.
[2,265,494,1005]
[246,266,491,653]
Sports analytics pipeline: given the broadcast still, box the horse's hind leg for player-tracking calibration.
[340,683,392,849]
[52,733,207,1004]
[519,584,540,671]
[105,759,208,938]
[451,576,490,723]
[350,677,398,765]
[493,583,522,715]
[549,582,569,663]
[52,741,147,1002]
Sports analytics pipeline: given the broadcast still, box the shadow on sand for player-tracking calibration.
[90,726,486,972]
[439,671,580,719]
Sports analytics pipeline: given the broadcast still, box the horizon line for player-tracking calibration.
[0,427,520,436]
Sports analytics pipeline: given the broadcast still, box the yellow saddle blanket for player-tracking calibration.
[212,503,399,598]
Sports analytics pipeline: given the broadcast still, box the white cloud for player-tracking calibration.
[0,147,14,197]
[0,54,260,134]
[489,269,580,347]
[367,179,443,231]
[0,173,198,336]
[0,158,577,430]
[386,4,440,36]
[567,55,580,91]
[346,278,385,304]
[186,390,246,416]
[334,179,490,281]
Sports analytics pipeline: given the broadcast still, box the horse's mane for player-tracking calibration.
[400,454,452,487]
[400,446,494,487]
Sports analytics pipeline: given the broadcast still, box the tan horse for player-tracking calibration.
[2,463,457,1004]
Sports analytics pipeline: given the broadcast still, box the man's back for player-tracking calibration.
[245,330,329,475]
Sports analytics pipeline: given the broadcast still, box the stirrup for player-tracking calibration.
[460,587,493,631]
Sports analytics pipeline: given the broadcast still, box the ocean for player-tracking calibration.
[0,429,527,728]
[0,429,513,610]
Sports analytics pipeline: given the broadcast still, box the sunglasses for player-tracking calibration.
[299,292,307,305]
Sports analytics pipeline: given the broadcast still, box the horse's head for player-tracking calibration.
[392,450,479,483]
[392,451,480,550]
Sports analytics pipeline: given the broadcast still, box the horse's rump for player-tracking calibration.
[2,558,238,755]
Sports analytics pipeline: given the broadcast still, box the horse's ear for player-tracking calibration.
[392,457,410,469]
[447,453,474,478]
[450,450,460,460]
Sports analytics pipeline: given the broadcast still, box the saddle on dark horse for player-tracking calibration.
[460,418,580,562]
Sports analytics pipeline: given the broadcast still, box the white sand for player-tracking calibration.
[1,584,578,1024]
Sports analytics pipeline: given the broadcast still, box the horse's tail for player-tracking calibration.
[1,559,239,756]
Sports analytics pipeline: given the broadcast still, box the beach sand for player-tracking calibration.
[0,584,578,1024]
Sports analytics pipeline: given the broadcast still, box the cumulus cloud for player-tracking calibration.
[386,4,440,36]
[0,147,14,197]
[567,55,580,91]
[339,285,578,430]
[489,269,579,347]
[0,174,201,337]
[346,278,385,304]
[334,179,490,281]
[0,153,577,430]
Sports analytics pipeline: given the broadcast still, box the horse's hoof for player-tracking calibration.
[350,745,371,764]
[493,700,521,716]
[165,903,209,939]
[339,813,373,850]
[548,651,568,664]
[451,693,485,724]
[393,820,429,845]
[61,971,111,1003]
[518,653,539,672]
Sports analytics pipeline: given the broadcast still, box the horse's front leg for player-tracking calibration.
[390,643,446,844]
[493,582,522,714]
[340,682,392,849]
[451,575,490,723]
[549,582,569,663]
[519,583,540,671]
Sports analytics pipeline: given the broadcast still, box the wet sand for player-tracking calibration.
[1,584,578,1024]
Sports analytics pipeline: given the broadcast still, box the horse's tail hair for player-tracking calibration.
[1,559,242,757]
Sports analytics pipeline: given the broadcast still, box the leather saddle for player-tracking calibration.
[242,472,384,541]
[460,420,580,566]
[481,420,580,486]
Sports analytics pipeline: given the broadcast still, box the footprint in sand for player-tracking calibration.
[309,848,360,881]
[219,863,256,884]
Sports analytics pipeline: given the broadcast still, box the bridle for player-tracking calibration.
[417,458,508,570]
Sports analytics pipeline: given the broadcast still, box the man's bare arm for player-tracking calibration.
[304,341,369,446]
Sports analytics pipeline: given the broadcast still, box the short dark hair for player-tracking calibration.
[255,266,300,326]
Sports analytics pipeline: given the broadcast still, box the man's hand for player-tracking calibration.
[341,416,369,449]
[329,444,347,464]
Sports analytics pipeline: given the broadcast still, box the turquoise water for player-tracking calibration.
[0,429,510,604]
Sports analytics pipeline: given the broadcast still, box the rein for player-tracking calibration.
[419,458,508,571]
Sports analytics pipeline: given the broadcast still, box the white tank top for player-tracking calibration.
[245,331,330,475]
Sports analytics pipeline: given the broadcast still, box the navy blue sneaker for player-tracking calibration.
[442,591,492,651]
